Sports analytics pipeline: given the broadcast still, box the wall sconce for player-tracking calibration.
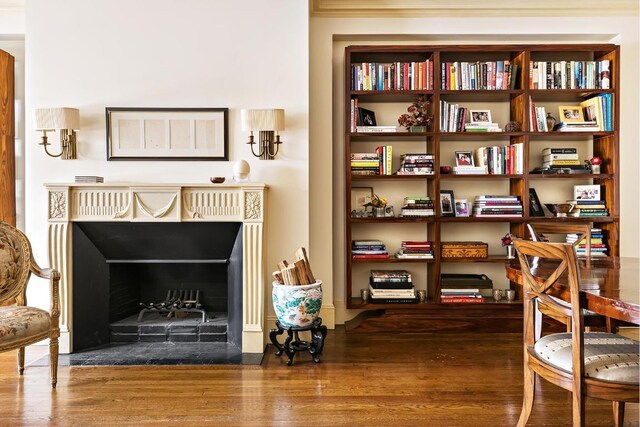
[33,107,80,159]
[241,109,285,160]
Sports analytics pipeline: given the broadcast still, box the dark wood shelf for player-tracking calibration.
[351,174,435,180]
[528,131,614,138]
[527,173,613,180]
[438,132,524,139]
[347,297,523,310]
[440,255,513,263]
[350,217,434,224]
[440,174,522,179]
[438,217,525,223]
[352,257,436,264]
[350,131,434,138]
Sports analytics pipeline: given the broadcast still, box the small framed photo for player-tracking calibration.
[454,199,469,217]
[351,187,373,217]
[574,184,601,201]
[440,190,456,217]
[455,151,474,166]
[529,188,545,217]
[470,110,492,123]
[357,107,377,126]
[558,105,584,123]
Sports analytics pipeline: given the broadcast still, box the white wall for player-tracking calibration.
[25,0,309,314]
[310,16,640,324]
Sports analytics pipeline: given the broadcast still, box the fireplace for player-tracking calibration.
[45,183,267,356]
[72,222,243,353]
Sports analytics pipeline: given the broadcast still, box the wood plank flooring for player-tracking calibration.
[0,328,637,426]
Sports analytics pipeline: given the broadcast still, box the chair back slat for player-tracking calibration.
[0,221,32,303]
[527,223,591,256]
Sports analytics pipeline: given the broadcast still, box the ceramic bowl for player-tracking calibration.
[545,203,575,217]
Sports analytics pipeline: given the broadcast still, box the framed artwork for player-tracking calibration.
[529,188,545,217]
[469,110,492,123]
[351,187,373,217]
[357,107,377,126]
[454,199,469,217]
[106,107,229,160]
[574,184,601,201]
[455,151,474,166]
[440,190,456,217]
[558,105,584,123]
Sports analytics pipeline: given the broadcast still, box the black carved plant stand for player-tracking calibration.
[269,317,328,366]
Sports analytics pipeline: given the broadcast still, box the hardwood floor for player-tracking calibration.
[0,328,637,426]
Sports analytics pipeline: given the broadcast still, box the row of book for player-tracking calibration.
[473,195,523,218]
[368,270,416,303]
[400,197,434,218]
[472,143,524,175]
[397,153,434,175]
[580,94,613,132]
[395,241,434,259]
[566,228,608,256]
[529,60,610,90]
[351,60,435,91]
[441,61,518,91]
[350,147,393,175]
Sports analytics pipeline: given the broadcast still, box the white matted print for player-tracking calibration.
[574,185,601,201]
[106,108,228,160]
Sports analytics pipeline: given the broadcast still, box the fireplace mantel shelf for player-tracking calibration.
[45,183,268,354]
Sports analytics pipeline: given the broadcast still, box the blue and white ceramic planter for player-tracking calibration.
[272,281,323,328]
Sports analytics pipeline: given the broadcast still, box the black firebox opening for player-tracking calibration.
[72,222,243,353]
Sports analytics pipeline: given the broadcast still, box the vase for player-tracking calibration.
[545,113,556,132]
[506,244,516,259]
[374,206,386,217]
[272,281,323,328]
[408,126,426,133]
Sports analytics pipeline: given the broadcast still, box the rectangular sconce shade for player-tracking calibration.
[33,107,80,131]
[241,109,285,131]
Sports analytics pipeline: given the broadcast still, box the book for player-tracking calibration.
[440,297,485,304]
[542,148,578,155]
[356,126,397,133]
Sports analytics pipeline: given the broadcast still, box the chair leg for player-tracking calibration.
[517,364,536,427]
[613,401,625,427]
[17,346,25,375]
[572,390,585,427]
[49,337,59,389]
[606,317,618,334]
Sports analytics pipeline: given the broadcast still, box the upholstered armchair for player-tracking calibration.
[0,221,60,388]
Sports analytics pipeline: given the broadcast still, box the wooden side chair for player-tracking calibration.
[526,223,611,338]
[513,239,638,427]
[0,221,60,388]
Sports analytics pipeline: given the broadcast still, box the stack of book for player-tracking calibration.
[452,165,486,175]
[473,195,523,218]
[350,152,380,176]
[369,270,416,303]
[568,199,609,217]
[356,125,397,133]
[352,240,389,259]
[542,147,580,169]
[400,196,434,217]
[464,122,502,132]
[566,228,608,256]
[528,99,550,132]
[395,241,434,259]
[397,153,434,175]
[75,176,104,183]
[553,121,599,132]
[440,288,484,304]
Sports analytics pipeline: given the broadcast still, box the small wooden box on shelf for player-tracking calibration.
[344,44,619,333]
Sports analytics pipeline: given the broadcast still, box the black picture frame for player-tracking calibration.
[440,190,456,217]
[357,107,377,126]
[106,107,229,161]
[529,188,545,217]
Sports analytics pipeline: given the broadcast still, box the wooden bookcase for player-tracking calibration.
[344,44,619,332]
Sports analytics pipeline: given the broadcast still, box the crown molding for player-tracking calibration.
[310,0,639,17]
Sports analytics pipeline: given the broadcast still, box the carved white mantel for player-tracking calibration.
[45,183,267,354]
